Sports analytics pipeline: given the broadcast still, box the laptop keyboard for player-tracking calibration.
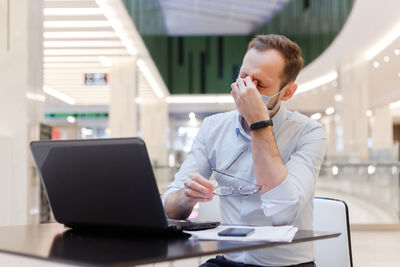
[167,219,220,231]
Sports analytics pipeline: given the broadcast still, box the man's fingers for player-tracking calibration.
[231,82,240,100]
[183,188,213,201]
[184,178,213,196]
[189,173,214,189]
[237,77,247,92]
[245,76,254,88]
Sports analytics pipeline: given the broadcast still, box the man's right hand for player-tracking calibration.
[182,172,214,205]
[165,172,214,219]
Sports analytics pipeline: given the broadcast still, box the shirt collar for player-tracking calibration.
[234,104,287,138]
[271,104,287,132]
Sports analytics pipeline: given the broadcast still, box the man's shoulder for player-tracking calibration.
[285,109,325,133]
[203,110,237,124]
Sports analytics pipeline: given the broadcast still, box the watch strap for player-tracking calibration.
[250,120,273,131]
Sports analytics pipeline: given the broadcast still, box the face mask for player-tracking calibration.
[261,89,283,115]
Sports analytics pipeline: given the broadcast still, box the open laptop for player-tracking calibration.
[30,137,219,233]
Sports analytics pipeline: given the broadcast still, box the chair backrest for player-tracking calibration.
[313,197,353,267]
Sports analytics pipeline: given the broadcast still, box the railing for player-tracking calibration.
[318,163,400,222]
[153,162,400,222]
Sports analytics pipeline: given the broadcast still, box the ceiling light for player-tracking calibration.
[389,100,400,110]
[398,72,400,78]
[44,41,123,48]
[325,107,335,115]
[334,94,343,102]
[43,8,103,16]
[367,165,376,175]
[44,31,116,39]
[310,112,322,120]
[43,85,76,105]
[366,110,373,117]
[189,112,196,120]
[137,59,164,98]
[166,95,234,104]
[44,21,111,28]
[44,49,128,56]
[44,62,104,69]
[98,56,112,67]
[96,0,137,56]
[26,92,46,102]
[364,23,400,60]
[44,56,103,62]
[189,112,197,125]
[66,116,76,123]
[395,49,400,56]
[296,71,338,94]
[373,61,380,68]
[332,165,339,176]
[383,56,390,62]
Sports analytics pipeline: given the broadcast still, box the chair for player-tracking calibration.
[313,197,353,267]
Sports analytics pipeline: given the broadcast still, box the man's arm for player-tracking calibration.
[232,76,287,192]
[162,118,214,220]
[164,174,214,219]
[232,76,327,225]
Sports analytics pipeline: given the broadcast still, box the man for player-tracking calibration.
[162,34,327,267]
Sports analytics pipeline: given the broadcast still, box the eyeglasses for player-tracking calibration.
[211,168,262,197]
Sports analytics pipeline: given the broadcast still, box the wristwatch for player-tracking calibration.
[250,120,273,131]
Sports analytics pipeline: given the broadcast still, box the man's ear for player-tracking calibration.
[281,82,297,101]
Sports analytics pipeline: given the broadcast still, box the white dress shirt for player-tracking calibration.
[162,104,327,266]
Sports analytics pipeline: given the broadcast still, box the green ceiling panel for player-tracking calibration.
[123,0,354,95]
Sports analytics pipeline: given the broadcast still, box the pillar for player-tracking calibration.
[0,0,44,226]
[335,61,369,162]
[109,58,137,137]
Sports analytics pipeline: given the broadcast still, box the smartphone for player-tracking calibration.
[218,227,255,237]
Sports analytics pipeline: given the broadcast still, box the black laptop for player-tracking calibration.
[30,137,219,232]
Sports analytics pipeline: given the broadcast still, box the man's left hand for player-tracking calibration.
[231,76,270,124]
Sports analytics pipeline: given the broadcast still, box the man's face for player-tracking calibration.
[238,48,286,110]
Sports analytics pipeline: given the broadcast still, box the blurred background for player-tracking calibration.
[1,0,400,265]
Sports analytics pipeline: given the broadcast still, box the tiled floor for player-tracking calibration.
[351,230,400,267]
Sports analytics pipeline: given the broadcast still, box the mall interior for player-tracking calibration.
[1,0,400,266]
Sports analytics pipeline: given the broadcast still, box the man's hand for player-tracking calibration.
[182,173,214,206]
[165,173,214,219]
[231,76,270,124]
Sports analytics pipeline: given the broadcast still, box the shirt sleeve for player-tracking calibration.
[259,122,327,226]
[161,117,213,206]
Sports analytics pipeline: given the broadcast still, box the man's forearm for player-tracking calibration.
[251,127,287,193]
[164,189,196,219]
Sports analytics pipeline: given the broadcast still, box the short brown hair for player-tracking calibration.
[247,34,303,87]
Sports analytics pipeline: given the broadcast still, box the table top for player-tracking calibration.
[0,223,339,267]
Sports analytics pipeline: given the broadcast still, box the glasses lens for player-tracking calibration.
[238,185,259,195]
[214,186,233,196]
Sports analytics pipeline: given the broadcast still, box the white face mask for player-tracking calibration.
[261,89,283,115]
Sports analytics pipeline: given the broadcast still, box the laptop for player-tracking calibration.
[30,137,219,233]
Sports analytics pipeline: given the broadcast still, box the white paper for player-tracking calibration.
[184,225,298,242]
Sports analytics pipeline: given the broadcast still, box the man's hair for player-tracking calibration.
[247,34,303,87]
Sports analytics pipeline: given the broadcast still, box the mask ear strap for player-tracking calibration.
[269,84,288,114]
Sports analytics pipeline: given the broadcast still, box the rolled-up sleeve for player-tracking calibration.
[161,118,212,206]
[259,123,327,226]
